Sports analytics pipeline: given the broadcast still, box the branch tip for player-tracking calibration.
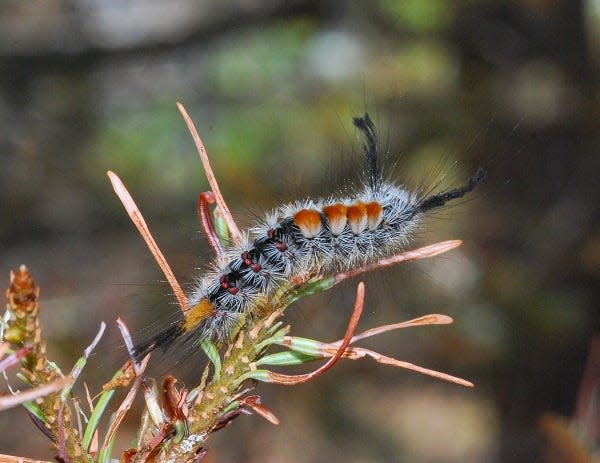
[176,102,242,244]
[107,171,187,312]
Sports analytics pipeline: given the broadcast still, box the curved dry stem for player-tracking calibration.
[107,171,188,312]
[267,282,365,385]
[197,191,225,257]
[0,377,71,411]
[345,314,454,344]
[176,102,242,244]
[334,240,463,284]
[239,396,280,425]
[344,347,474,387]
[101,354,150,450]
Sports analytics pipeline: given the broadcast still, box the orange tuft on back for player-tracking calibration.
[293,209,322,238]
[323,203,348,235]
[346,202,368,234]
[365,201,384,230]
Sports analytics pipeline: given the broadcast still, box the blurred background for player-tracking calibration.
[1,1,598,462]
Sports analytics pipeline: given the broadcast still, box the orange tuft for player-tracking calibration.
[293,209,322,238]
[365,201,384,230]
[183,299,214,332]
[322,203,348,235]
[346,202,368,234]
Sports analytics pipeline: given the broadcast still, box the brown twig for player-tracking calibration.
[322,345,474,387]
[0,376,72,411]
[0,454,50,463]
[334,240,463,284]
[101,354,151,450]
[343,314,453,344]
[107,171,188,312]
[176,102,242,244]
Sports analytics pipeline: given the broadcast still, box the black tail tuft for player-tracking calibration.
[132,322,185,362]
[353,113,381,191]
[418,167,487,212]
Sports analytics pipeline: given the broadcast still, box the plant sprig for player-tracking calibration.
[1,103,473,463]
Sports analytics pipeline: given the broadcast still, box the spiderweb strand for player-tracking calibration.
[177,102,242,245]
[107,171,188,312]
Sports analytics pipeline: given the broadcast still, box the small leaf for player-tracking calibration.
[23,401,45,422]
[213,207,230,244]
[83,388,115,450]
[173,421,187,443]
[280,336,327,357]
[254,327,288,352]
[98,429,116,463]
[256,350,320,366]
[220,400,240,416]
[232,369,271,388]
[286,275,335,304]
[201,340,221,380]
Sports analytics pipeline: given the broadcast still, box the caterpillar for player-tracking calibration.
[135,113,485,358]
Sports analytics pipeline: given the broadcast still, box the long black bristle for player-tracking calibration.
[418,167,487,212]
[353,113,381,191]
[133,321,184,361]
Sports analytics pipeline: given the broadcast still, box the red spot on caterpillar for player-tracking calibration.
[293,209,322,238]
[228,287,239,295]
[365,201,383,230]
[276,242,287,251]
[322,203,348,236]
[251,263,262,272]
[346,202,368,235]
[220,276,229,288]
[240,251,251,266]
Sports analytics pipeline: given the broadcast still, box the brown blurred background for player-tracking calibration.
[1,1,598,462]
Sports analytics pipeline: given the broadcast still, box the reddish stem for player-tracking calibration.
[334,240,462,285]
[197,191,224,257]
[267,282,365,385]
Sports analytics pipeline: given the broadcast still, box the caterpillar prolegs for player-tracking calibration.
[135,113,486,358]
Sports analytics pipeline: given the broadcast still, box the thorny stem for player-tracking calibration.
[158,284,312,461]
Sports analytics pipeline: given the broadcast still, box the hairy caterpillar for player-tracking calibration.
[135,113,485,358]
